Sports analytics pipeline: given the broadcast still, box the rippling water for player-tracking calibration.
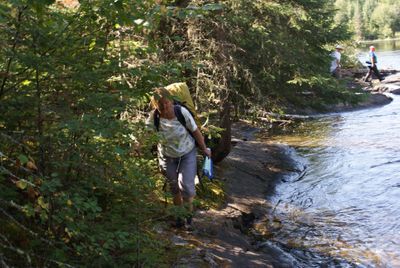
[263,42,400,267]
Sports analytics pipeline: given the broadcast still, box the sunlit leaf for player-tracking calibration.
[16,180,27,190]
[26,161,38,170]
[21,80,32,86]
[37,196,49,210]
[89,39,96,51]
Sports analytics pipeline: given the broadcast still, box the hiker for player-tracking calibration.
[147,87,211,228]
[364,46,383,82]
[330,45,344,78]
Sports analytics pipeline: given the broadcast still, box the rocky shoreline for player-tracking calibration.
[339,68,400,109]
[170,71,400,267]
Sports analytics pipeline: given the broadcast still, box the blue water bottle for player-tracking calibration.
[202,149,213,179]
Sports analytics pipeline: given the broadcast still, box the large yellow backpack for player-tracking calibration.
[165,82,197,119]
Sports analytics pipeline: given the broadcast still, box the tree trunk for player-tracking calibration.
[212,100,231,163]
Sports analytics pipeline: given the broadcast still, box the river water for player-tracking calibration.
[264,40,400,267]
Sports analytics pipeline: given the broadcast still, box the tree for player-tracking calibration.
[371,3,400,37]
[353,1,364,40]
[334,0,400,39]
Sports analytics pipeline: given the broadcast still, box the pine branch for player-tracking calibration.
[0,6,28,99]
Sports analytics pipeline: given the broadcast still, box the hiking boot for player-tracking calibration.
[174,217,185,228]
[186,215,193,225]
[185,223,194,232]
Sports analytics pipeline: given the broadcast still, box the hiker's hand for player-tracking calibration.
[203,148,212,159]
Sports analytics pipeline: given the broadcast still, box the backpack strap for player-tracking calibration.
[174,105,187,130]
[153,109,160,132]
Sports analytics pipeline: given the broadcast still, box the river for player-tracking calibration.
[264,41,400,267]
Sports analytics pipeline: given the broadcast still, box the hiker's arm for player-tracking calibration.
[192,129,211,158]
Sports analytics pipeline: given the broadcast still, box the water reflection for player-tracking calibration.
[263,96,400,267]
[358,39,400,52]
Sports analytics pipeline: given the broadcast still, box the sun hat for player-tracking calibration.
[335,45,344,50]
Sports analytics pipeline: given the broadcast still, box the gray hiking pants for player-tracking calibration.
[159,147,197,199]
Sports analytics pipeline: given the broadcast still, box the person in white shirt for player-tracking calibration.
[147,87,211,228]
[330,45,344,78]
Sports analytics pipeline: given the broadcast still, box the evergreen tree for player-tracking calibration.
[335,0,400,39]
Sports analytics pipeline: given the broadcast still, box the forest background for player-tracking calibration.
[0,0,399,266]
[334,0,400,40]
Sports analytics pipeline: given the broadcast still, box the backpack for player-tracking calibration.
[153,82,199,139]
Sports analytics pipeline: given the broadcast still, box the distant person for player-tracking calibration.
[330,45,344,78]
[364,46,384,82]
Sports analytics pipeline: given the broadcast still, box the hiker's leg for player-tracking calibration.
[373,65,383,81]
[178,147,197,213]
[159,155,181,205]
[335,67,341,78]
[183,196,194,225]
[364,67,372,81]
[173,192,183,206]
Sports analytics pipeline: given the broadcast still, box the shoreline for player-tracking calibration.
[171,71,400,266]
[358,37,400,43]
[311,68,400,114]
[173,122,306,267]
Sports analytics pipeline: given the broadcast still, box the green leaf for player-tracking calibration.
[115,147,126,155]
[18,154,29,164]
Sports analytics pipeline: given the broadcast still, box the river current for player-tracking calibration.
[264,40,400,267]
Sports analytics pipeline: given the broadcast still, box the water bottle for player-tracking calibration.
[202,149,213,179]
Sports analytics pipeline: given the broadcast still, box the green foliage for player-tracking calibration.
[220,0,351,112]
[334,0,400,39]
[0,0,171,266]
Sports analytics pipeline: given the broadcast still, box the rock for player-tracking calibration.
[171,235,189,246]
[256,241,301,267]
[373,84,389,92]
[372,81,400,94]
[381,72,400,84]
[390,88,400,95]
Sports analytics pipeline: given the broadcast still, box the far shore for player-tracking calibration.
[358,37,400,43]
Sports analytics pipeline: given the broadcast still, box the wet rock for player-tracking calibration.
[171,235,189,246]
[373,83,400,94]
[381,72,400,84]
[256,241,301,267]
[391,88,400,95]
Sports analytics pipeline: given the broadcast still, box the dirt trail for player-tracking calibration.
[172,122,305,267]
